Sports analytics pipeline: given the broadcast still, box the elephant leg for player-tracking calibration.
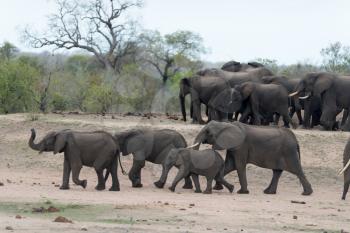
[281,110,296,128]
[341,109,349,126]
[203,177,214,194]
[191,174,202,193]
[285,157,313,195]
[228,113,234,122]
[215,170,234,193]
[274,114,280,126]
[129,159,145,188]
[60,158,71,190]
[235,156,249,194]
[192,99,205,124]
[94,168,106,191]
[109,159,120,191]
[296,110,303,125]
[214,152,235,190]
[169,165,188,192]
[264,169,283,194]
[183,175,193,189]
[71,165,87,189]
[342,181,350,200]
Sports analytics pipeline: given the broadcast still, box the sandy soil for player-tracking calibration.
[0,113,349,233]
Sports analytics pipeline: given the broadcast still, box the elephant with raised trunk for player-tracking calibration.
[291,72,350,130]
[191,121,313,195]
[113,128,193,189]
[156,148,234,194]
[28,129,123,191]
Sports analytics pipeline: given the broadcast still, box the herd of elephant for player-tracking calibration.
[28,120,350,200]
[180,60,350,131]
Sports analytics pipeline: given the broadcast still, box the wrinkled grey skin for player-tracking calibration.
[342,138,350,200]
[294,72,350,131]
[221,60,264,72]
[156,148,234,194]
[114,128,193,189]
[193,121,313,195]
[232,82,296,128]
[29,129,121,191]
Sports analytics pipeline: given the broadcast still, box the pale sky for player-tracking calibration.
[0,0,350,64]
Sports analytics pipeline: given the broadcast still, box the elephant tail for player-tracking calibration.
[297,142,301,161]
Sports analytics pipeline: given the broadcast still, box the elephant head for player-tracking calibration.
[208,87,242,114]
[228,82,255,108]
[28,129,70,154]
[114,130,149,156]
[192,121,246,151]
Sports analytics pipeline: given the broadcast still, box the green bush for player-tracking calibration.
[51,93,69,111]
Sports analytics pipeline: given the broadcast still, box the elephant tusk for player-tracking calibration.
[289,91,299,97]
[299,95,310,100]
[186,143,200,149]
[338,159,350,175]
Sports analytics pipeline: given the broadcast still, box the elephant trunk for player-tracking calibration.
[180,95,186,122]
[192,130,206,150]
[28,129,44,152]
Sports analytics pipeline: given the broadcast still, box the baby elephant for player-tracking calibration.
[159,148,234,194]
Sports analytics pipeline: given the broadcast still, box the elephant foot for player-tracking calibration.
[169,186,175,192]
[263,188,277,194]
[132,183,143,188]
[213,183,224,190]
[227,185,234,193]
[194,189,202,193]
[81,180,87,189]
[59,185,69,190]
[182,183,193,189]
[203,190,212,194]
[154,181,165,189]
[95,183,106,191]
[237,189,249,194]
[109,186,120,191]
[302,188,313,196]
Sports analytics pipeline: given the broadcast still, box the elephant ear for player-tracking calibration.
[313,74,334,97]
[125,131,147,154]
[240,82,254,99]
[214,122,246,150]
[209,88,241,113]
[179,78,191,97]
[54,132,68,154]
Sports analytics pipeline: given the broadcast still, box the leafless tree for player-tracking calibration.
[24,0,142,72]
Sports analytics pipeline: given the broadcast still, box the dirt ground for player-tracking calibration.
[0,113,349,233]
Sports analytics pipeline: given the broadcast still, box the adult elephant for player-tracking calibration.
[191,121,313,195]
[290,72,350,130]
[113,128,193,189]
[28,129,123,191]
[221,60,264,72]
[261,75,303,125]
[230,82,296,128]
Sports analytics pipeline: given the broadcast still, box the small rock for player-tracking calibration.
[179,208,186,211]
[164,202,169,205]
[0,182,4,186]
[52,182,55,184]
[207,228,212,230]
[47,206,60,213]
[293,215,298,220]
[224,228,227,231]
[32,207,45,213]
[189,203,195,207]
[291,200,306,204]
[54,184,60,187]
[6,179,11,184]
[5,226,13,230]
[15,215,22,219]
[53,216,73,223]
[81,227,88,231]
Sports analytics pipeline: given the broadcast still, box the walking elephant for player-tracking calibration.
[156,148,234,194]
[28,129,122,191]
[290,72,350,130]
[339,138,350,200]
[230,82,296,128]
[113,128,193,189]
[190,121,313,195]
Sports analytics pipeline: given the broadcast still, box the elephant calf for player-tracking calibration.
[157,148,234,194]
[29,129,123,191]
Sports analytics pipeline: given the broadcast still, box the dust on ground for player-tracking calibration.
[0,113,349,233]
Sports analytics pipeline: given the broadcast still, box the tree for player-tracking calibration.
[140,30,205,85]
[24,0,142,72]
[320,41,350,74]
[0,42,19,61]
